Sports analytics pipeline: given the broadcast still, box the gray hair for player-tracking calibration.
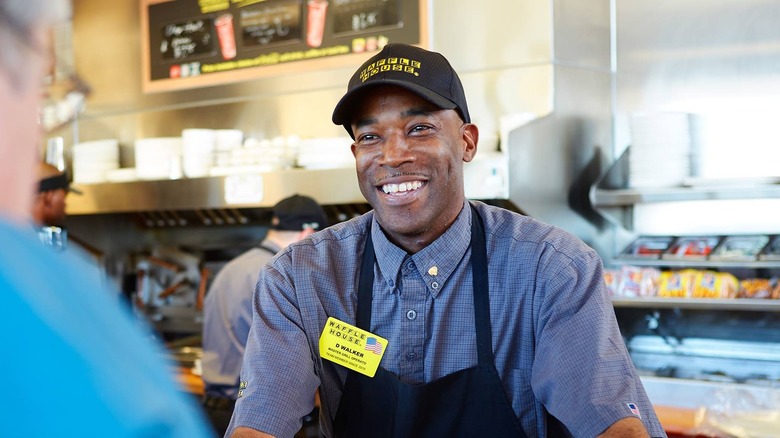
[0,0,71,89]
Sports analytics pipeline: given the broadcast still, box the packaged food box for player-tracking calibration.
[709,235,769,261]
[619,236,675,260]
[758,235,780,261]
[662,236,721,261]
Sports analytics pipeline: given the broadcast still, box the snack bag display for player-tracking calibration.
[691,271,738,299]
[657,269,697,298]
[604,269,620,297]
[737,278,780,299]
[616,266,660,297]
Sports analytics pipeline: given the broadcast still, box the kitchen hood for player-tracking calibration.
[67,162,523,227]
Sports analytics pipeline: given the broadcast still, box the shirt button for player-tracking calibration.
[406,261,414,270]
[431,281,439,289]
[406,352,416,361]
[387,279,394,287]
[406,310,417,320]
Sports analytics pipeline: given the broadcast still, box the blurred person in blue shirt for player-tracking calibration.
[0,1,214,436]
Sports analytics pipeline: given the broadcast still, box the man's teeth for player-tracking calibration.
[381,181,423,194]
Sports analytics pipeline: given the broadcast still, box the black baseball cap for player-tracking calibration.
[271,194,328,231]
[38,172,82,195]
[332,44,471,137]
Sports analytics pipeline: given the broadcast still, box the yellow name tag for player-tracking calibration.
[318,317,387,378]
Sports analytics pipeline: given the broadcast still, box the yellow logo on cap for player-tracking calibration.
[359,57,421,83]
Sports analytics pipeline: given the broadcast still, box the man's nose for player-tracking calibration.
[379,134,415,166]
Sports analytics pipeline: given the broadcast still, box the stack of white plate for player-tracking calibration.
[219,136,293,172]
[628,112,692,188]
[72,139,119,184]
[135,137,183,180]
[182,129,216,178]
[687,112,780,181]
[215,129,243,152]
[296,137,354,169]
[104,168,137,183]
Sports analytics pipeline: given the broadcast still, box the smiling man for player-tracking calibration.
[229,44,665,438]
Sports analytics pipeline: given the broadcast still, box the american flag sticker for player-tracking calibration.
[627,403,641,418]
[365,337,383,355]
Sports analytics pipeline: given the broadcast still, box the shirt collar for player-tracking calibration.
[370,201,472,298]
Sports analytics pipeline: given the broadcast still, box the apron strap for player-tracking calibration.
[356,229,376,329]
[470,205,493,367]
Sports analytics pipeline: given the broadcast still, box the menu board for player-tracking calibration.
[160,18,216,60]
[141,0,426,93]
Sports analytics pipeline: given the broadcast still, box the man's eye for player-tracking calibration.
[356,133,378,143]
[410,124,433,134]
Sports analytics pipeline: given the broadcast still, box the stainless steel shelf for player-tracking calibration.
[589,147,780,208]
[589,147,780,231]
[611,258,780,269]
[612,297,780,311]
[67,167,365,215]
[591,184,780,207]
[67,166,522,217]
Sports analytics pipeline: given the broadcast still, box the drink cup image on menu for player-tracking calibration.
[215,13,237,59]
[306,0,328,48]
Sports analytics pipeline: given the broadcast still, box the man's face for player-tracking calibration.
[350,86,478,252]
[43,188,68,227]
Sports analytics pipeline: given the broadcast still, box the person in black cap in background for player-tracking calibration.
[229,44,665,438]
[202,194,328,437]
[32,162,81,249]
[32,161,109,292]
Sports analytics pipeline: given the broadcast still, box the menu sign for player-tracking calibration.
[160,18,216,60]
[141,0,426,93]
[241,1,302,48]
[332,0,400,34]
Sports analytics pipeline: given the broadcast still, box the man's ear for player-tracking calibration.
[462,123,479,163]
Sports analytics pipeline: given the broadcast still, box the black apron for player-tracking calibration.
[333,207,527,438]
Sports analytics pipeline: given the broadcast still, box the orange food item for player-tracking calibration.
[738,278,780,299]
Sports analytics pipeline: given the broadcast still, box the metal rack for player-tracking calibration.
[592,147,780,390]
[610,257,780,269]
[612,297,780,312]
[67,167,366,215]
[589,147,780,231]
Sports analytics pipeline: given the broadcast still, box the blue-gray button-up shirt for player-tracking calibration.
[229,201,665,438]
